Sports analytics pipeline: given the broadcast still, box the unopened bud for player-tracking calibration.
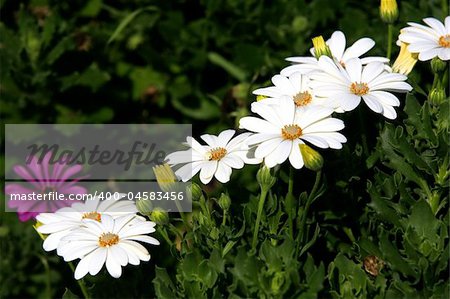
[431,57,447,74]
[187,182,203,201]
[218,193,231,211]
[299,144,323,171]
[429,88,446,105]
[149,208,169,225]
[380,0,398,24]
[312,36,333,59]
[153,163,177,192]
[136,199,153,217]
[256,166,276,191]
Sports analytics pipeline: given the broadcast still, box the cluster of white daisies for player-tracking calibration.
[166,16,449,185]
[36,195,159,280]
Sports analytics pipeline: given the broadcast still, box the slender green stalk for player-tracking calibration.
[222,210,227,226]
[387,24,393,60]
[286,167,295,238]
[68,262,90,299]
[299,171,322,240]
[252,189,268,249]
[174,194,190,229]
[159,228,173,247]
[443,0,449,17]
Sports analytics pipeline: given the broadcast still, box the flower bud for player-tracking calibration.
[136,199,153,217]
[299,144,323,171]
[186,182,203,201]
[218,193,231,211]
[256,166,276,191]
[431,57,447,74]
[149,208,169,225]
[392,41,418,75]
[312,36,333,59]
[153,163,177,192]
[429,88,446,105]
[379,0,398,24]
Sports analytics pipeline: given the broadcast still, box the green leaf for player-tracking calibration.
[207,52,248,81]
[60,63,111,92]
[107,6,159,44]
[153,267,177,299]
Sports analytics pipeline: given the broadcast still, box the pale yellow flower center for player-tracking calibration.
[98,232,119,247]
[281,125,303,140]
[208,147,227,161]
[439,35,450,48]
[82,211,102,222]
[350,82,369,96]
[293,91,312,107]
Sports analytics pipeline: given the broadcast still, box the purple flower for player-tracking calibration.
[5,152,87,222]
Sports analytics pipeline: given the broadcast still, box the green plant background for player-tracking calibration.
[0,0,449,298]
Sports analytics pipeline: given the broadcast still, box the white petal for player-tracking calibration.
[418,48,440,61]
[370,91,400,106]
[199,161,218,184]
[339,93,361,111]
[345,58,362,83]
[289,140,304,169]
[88,248,107,276]
[118,243,141,265]
[300,135,330,148]
[423,17,446,36]
[255,138,283,159]
[217,130,236,147]
[42,230,70,251]
[214,162,232,183]
[250,102,285,127]
[302,118,344,134]
[382,105,398,119]
[361,62,385,83]
[342,38,375,61]
[221,155,244,169]
[200,134,219,148]
[74,254,92,280]
[327,31,346,60]
[362,94,383,113]
[110,245,128,266]
[272,75,296,95]
[123,235,160,245]
[106,252,122,278]
[175,161,205,182]
[276,140,292,164]
[121,240,150,261]
[239,117,279,133]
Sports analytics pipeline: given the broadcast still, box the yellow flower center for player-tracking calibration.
[438,35,450,48]
[293,91,312,107]
[208,147,227,160]
[98,232,119,247]
[281,125,303,140]
[350,82,369,96]
[82,211,102,222]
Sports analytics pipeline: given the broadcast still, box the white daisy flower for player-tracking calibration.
[239,99,347,169]
[252,73,335,109]
[165,130,261,184]
[36,194,140,252]
[281,31,389,76]
[310,56,412,119]
[58,214,159,279]
[398,16,450,61]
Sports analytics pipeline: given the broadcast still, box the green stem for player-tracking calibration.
[252,189,268,249]
[159,228,173,247]
[174,195,189,230]
[299,171,322,240]
[68,262,90,299]
[286,167,295,238]
[387,24,393,60]
[222,210,227,226]
[443,0,449,17]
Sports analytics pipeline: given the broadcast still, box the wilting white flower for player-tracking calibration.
[281,31,389,76]
[36,195,139,252]
[166,130,261,184]
[252,73,335,109]
[399,16,450,61]
[58,214,159,279]
[239,99,346,169]
[311,56,412,119]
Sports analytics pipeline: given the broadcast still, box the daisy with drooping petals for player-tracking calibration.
[399,16,450,61]
[281,31,389,76]
[252,73,336,109]
[165,130,261,184]
[36,194,139,252]
[311,56,412,119]
[239,99,346,169]
[58,214,159,279]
